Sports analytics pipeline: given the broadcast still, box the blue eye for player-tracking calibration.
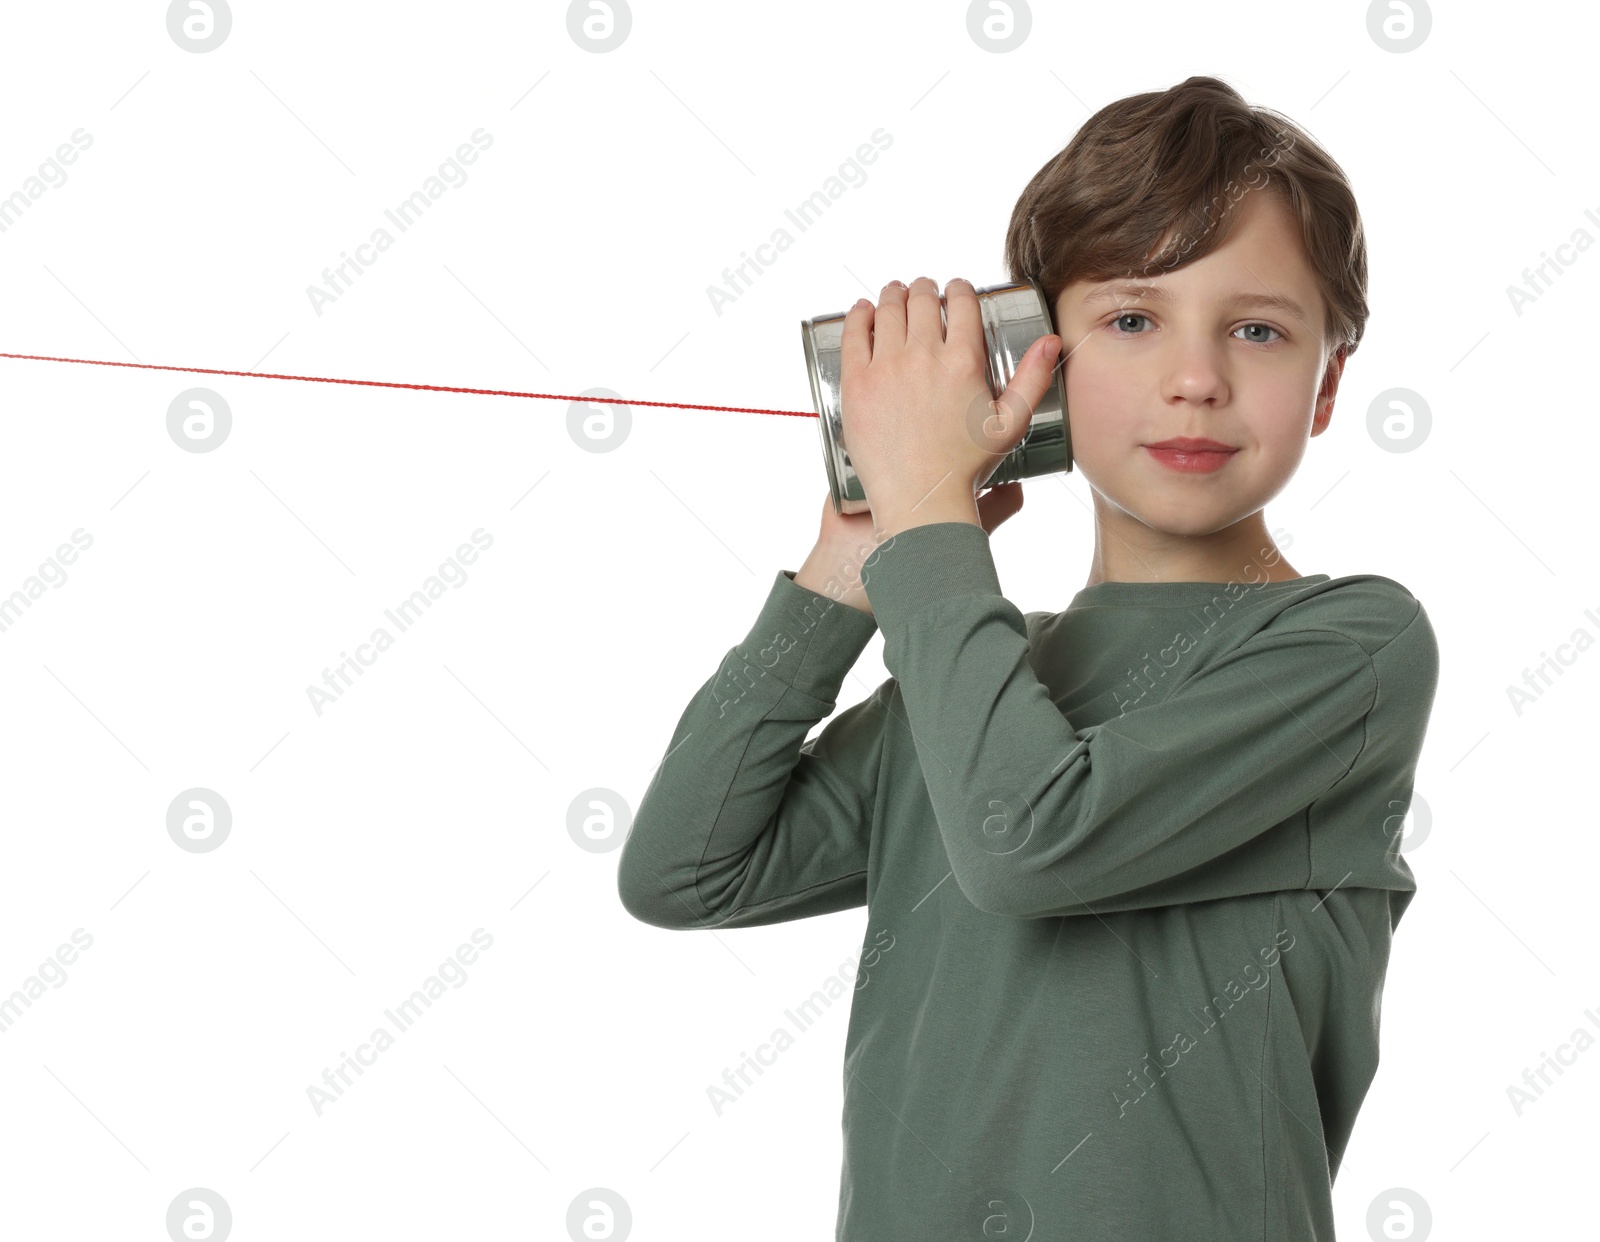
[1105,314,1284,344]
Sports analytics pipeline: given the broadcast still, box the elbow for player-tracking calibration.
[617,880,688,930]
[616,872,665,927]
[615,863,676,929]
[951,864,1037,918]
[969,886,1067,920]
[615,846,706,930]
[963,864,1098,920]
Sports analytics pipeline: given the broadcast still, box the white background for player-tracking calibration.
[0,1,1593,1239]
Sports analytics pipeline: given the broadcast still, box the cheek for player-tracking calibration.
[1064,358,1139,453]
[1254,367,1323,435]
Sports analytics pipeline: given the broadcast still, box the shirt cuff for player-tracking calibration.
[733,568,881,703]
[859,522,1003,635]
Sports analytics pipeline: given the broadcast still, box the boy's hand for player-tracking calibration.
[793,482,1028,617]
[840,277,1061,540]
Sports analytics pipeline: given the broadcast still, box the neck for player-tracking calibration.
[1082,500,1298,587]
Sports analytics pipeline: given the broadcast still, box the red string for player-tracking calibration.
[0,351,817,419]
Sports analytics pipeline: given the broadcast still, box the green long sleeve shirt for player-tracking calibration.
[617,520,1440,1240]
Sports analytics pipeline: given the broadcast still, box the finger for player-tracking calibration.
[875,280,907,351]
[905,276,943,355]
[841,297,875,377]
[942,278,983,366]
[977,481,1024,531]
[977,481,1017,509]
[993,334,1062,435]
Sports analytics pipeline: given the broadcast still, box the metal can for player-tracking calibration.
[800,277,1072,515]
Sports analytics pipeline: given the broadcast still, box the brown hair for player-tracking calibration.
[1003,75,1368,359]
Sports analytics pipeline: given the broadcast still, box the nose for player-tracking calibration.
[1158,333,1230,409]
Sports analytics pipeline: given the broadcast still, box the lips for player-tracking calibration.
[1143,440,1238,474]
[1144,438,1237,452]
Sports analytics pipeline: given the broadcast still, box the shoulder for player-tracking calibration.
[1272,574,1434,660]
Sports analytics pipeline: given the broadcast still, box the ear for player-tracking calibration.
[1311,344,1347,437]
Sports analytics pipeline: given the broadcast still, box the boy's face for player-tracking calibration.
[1052,188,1344,540]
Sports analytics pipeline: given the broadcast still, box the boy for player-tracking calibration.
[618,74,1439,1240]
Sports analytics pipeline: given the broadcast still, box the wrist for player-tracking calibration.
[794,548,874,613]
[872,497,982,540]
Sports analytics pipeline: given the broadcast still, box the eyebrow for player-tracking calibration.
[1081,282,1308,320]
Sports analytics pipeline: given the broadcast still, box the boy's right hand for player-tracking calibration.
[792,482,1026,617]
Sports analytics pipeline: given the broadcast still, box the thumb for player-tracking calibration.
[991,334,1062,445]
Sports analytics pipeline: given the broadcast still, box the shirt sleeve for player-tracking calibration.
[616,568,887,930]
[861,522,1395,920]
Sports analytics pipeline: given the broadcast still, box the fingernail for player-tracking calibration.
[888,280,907,289]
[1043,336,1061,360]
[853,297,871,309]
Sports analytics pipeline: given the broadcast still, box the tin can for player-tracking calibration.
[800,277,1072,515]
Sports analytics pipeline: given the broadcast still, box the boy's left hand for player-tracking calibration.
[840,276,1061,540]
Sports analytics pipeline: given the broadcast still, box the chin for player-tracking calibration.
[1143,511,1245,538]
[1088,477,1234,532]
[1116,489,1255,537]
